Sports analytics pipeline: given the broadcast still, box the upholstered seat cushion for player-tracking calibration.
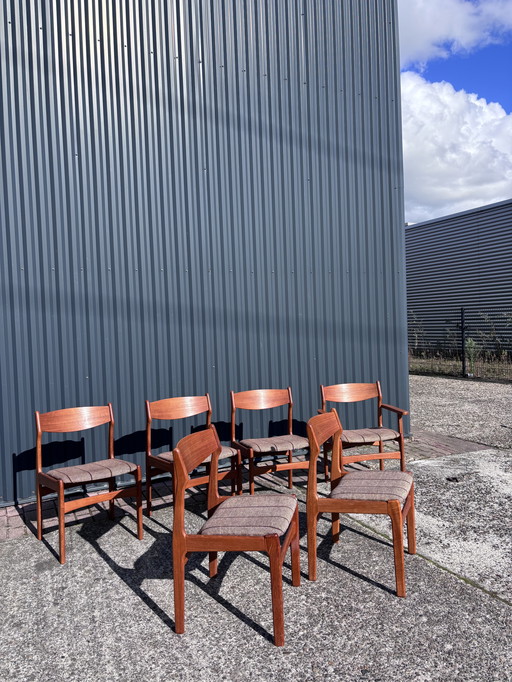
[200,494,297,536]
[239,434,309,453]
[47,458,138,485]
[331,470,413,505]
[342,427,400,445]
[153,444,238,464]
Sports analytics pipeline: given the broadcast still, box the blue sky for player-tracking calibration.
[397,0,512,223]
[423,42,512,114]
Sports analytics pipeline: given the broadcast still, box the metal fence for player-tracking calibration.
[408,307,512,380]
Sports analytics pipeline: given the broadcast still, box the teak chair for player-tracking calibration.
[172,425,300,646]
[146,394,242,515]
[306,410,416,597]
[231,388,309,495]
[35,404,143,564]
[320,382,408,477]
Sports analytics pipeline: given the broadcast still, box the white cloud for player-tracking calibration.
[398,0,512,67]
[401,72,512,223]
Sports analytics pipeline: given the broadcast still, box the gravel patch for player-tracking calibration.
[409,375,512,449]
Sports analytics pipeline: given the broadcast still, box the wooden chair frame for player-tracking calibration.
[172,425,301,646]
[231,387,309,495]
[306,409,416,597]
[35,404,143,564]
[146,393,242,515]
[320,381,408,476]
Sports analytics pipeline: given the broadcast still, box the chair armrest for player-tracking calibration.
[381,403,409,416]
[317,408,326,414]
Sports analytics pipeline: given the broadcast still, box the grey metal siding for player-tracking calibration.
[406,199,512,346]
[1,0,408,505]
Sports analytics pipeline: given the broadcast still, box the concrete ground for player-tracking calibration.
[1,376,511,681]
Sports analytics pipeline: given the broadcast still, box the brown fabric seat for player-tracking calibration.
[47,458,138,485]
[153,444,238,464]
[239,434,309,453]
[331,470,413,505]
[341,427,400,444]
[200,494,298,536]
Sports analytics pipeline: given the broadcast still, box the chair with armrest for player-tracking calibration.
[320,381,408,478]
[35,404,143,564]
[306,409,416,597]
[231,387,309,495]
[146,393,242,515]
[172,424,300,646]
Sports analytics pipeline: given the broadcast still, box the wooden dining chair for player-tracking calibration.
[172,425,300,646]
[320,382,408,478]
[35,404,143,564]
[231,388,309,495]
[306,409,416,597]
[146,393,242,515]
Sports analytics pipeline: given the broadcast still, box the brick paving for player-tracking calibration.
[0,431,491,542]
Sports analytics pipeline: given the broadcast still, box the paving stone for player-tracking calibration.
[7,514,25,528]
[6,526,26,539]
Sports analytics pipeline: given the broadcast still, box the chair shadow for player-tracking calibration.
[77,498,283,643]
[300,517,396,596]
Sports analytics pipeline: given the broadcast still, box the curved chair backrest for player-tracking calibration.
[37,405,113,433]
[146,394,212,422]
[321,382,381,408]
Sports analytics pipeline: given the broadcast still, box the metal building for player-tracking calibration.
[406,199,512,354]
[0,0,408,505]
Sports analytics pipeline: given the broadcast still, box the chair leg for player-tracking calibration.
[287,451,293,489]
[173,549,186,634]
[307,508,319,581]
[108,479,115,520]
[36,482,43,541]
[379,441,385,471]
[146,462,153,517]
[331,512,340,544]
[58,482,66,565]
[290,507,301,587]
[249,450,255,495]
[209,552,218,578]
[406,486,417,555]
[389,500,406,597]
[135,467,144,540]
[399,433,406,471]
[266,535,285,646]
[230,458,236,495]
[236,451,243,495]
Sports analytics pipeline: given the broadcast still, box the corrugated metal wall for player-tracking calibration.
[406,199,512,348]
[0,0,408,505]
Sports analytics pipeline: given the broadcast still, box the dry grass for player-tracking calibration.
[409,355,512,381]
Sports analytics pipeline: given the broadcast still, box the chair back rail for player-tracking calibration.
[231,387,291,411]
[147,394,211,421]
[37,405,113,433]
[321,382,381,406]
